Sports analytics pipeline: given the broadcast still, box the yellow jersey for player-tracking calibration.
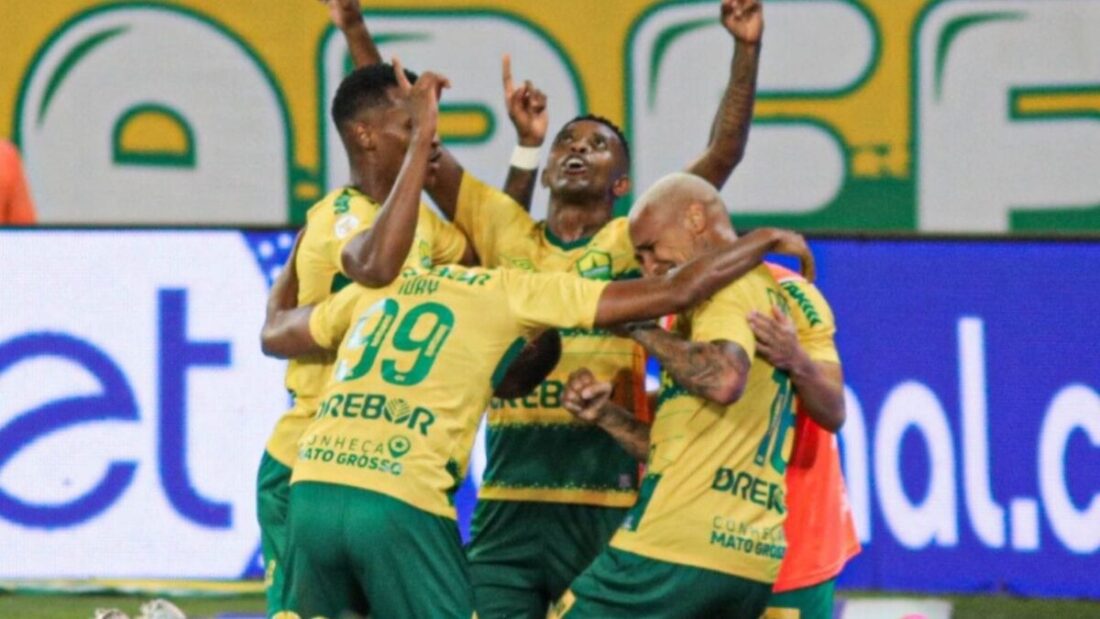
[291,265,610,519]
[610,265,794,584]
[454,173,647,508]
[264,186,468,466]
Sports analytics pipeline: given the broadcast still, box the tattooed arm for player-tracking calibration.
[562,369,651,461]
[684,0,762,189]
[630,327,751,406]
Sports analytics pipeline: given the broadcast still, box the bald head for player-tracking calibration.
[628,173,735,277]
[630,172,724,219]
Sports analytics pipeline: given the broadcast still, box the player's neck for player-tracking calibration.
[350,165,394,206]
[545,199,614,244]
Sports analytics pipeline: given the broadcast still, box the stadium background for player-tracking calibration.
[1,0,1098,612]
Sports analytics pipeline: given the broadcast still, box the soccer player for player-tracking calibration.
[555,173,796,619]
[470,2,762,611]
[254,29,475,619]
[257,2,554,614]
[337,2,762,614]
[259,221,812,618]
[563,262,860,619]
[750,266,860,619]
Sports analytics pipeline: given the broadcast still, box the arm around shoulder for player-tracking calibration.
[260,232,326,358]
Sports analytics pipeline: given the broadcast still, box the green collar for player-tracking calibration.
[543,224,593,250]
[345,185,381,206]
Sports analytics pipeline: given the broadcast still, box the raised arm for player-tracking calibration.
[749,307,846,431]
[341,64,449,286]
[684,0,762,189]
[329,3,464,217]
[500,54,549,211]
[591,227,812,328]
[325,0,382,66]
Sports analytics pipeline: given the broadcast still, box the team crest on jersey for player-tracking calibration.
[334,214,360,239]
[575,249,612,280]
[765,288,793,319]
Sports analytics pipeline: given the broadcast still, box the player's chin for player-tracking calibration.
[553,178,606,203]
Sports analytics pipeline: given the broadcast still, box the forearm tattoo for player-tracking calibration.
[597,401,650,461]
[633,328,749,400]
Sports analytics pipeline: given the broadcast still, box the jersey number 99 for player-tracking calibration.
[337,299,455,386]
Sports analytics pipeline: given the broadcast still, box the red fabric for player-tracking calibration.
[0,140,37,225]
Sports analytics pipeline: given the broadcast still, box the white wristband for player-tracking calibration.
[510,145,542,170]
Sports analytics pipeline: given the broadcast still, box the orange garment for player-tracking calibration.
[766,263,861,592]
[772,412,861,592]
[0,140,37,225]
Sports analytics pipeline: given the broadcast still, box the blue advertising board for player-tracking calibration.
[809,238,1100,599]
[0,231,1097,598]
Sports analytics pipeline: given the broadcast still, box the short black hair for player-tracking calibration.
[492,330,563,400]
[563,114,631,165]
[331,63,419,128]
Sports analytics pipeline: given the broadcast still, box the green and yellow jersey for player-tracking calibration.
[264,187,468,466]
[291,265,610,519]
[610,265,795,584]
[454,173,647,508]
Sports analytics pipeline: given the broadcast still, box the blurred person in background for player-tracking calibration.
[0,139,36,225]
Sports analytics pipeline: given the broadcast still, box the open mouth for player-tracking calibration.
[562,156,588,176]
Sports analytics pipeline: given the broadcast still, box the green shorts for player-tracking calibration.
[764,579,836,619]
[467,500,627,619]
[282,481,474,619]
[256,450,292,617]
[550,547,772,619]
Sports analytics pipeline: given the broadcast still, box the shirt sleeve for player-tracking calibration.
[308,285,363,350]
[293,220,336,303]
[503,271,609,331]
[688,279,762,360]
[782,280,840,364]
[453,172,536,267]
[423,205,469,265]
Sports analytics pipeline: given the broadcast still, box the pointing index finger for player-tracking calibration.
[502,54,515,97]
[393,56,412,92]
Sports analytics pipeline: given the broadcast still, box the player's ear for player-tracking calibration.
[540,165,551,189]
[612,175,631,198]
[686,202,707,233]
[352,121,374,151]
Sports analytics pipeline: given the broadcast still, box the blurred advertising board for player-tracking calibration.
[2,0,1098,231]
[0,230,1097,598]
